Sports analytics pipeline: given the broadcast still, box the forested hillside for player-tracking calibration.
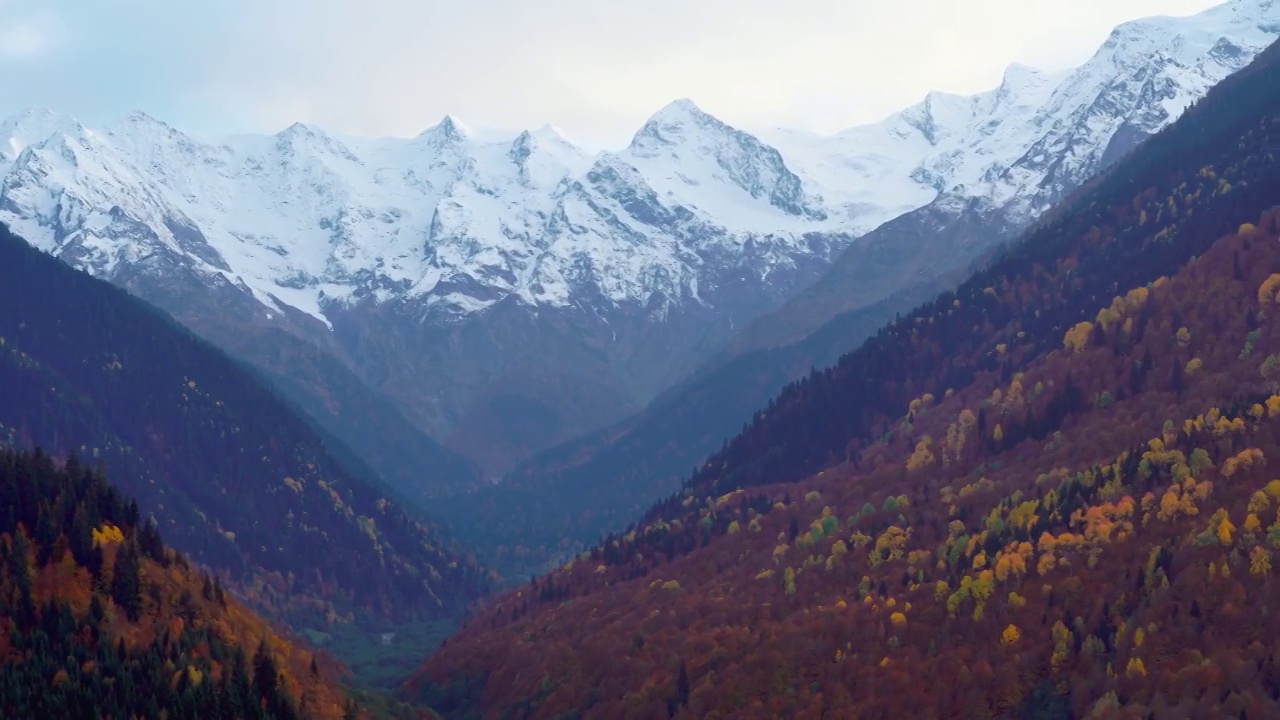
[0,448,361,719]
[410,38,1280,720]
[0,223,488,625]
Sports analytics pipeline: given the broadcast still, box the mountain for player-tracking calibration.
[0,221,487,628]
[410,34,1280,720]
[433,0,1280,573]
[0,448,358,720]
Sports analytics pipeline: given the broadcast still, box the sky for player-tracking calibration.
[0,0,1225,151]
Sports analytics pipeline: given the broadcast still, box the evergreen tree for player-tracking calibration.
[676,659,690,707]
[109,540,142,621]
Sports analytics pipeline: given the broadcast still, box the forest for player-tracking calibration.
[409,37,1280,720]
[0,448,368,719]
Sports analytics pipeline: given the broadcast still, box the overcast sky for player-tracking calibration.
[0,0,1223,150]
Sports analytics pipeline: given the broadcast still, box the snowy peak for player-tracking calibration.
[0,109,79,166]
[508,125,588,188]
[626,99,824,220]
[270,122,359,163]
[418,115,471,146]
[999,62,1046,86]
[995,63,1055,102]
[902,91,977,146]
[508,124,583,164]
[628,98,718,149]
[1094,0,1279,67]
[111,110,176,134]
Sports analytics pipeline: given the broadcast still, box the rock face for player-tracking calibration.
[2,0,1277,481]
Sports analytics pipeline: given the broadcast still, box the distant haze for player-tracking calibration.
[0,0,1221,149]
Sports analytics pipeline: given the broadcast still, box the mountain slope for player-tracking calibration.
[0,221,487,625]
[0,448,357,720]
[410,34,1280,720]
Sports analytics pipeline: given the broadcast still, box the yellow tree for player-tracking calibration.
[1218,516,1236,545]
[1246,513,1263,534]
[1063,322,1094,353]
[1251,546,1273,576]
[1259,273,1280,305]
[906,437,936,471]
[1001,624,1022,645]
[1250,491,1271,513]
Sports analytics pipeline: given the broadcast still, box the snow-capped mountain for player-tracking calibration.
[0,99,838,331]
[0,0,1275,480]
[730,0,1280,357]
[768,0,1280,230]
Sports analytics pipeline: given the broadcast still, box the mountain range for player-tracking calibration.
[737,0,1280,355]
[0,99,850,479]
[2,0,1278,537]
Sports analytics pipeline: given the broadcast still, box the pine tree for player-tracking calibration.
[677,659,690,707]
[138,516,165,562]
[110,540,142,621]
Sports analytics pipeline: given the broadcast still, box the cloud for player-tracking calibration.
[0,0,1225,149]
[0,6,55,60]
[190,0,1221,148]
[0,23,45,57]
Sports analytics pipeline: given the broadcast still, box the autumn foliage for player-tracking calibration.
[0,449,359,719]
